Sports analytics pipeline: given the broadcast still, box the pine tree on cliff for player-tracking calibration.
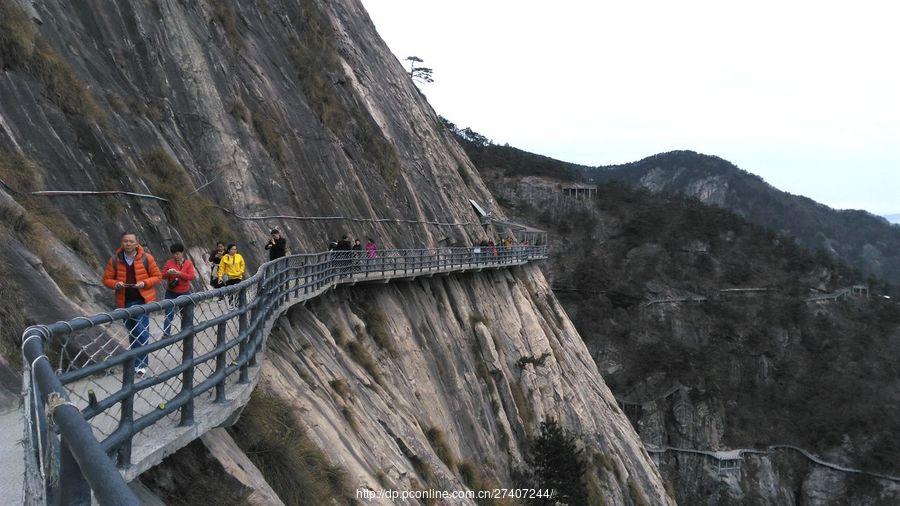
[526,419,588,505]
[405,55,434,83]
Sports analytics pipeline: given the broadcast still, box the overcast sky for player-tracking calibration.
[361,0,899,215]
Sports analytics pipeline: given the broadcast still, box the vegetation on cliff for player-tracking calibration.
[461,134,899,476]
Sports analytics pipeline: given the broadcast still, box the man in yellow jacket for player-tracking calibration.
[218,243,246,304]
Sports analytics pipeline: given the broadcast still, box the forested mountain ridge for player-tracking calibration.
[590,150,900,286]
[449,124,900,287]
[456,128,900,504]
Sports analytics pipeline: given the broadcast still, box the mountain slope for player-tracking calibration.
[590,150,900,285]
[0,0,670,502]
[458,132,900,503]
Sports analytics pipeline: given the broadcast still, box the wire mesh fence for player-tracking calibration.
[21,245,548,502]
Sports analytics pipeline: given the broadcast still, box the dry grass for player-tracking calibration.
[330,326,348,347]
[408,454,433,485]
[140,149,233,243]
[140,440,252,506]
[251,114,287,164]
[375,469,390,488]
[229,390,355,505]
[329,378,351,401]
[0,0,36,70]
[29,38,102,120]
[628,477,651,506]
[469,313,490,327]
[0,151,95,293]
[345,340,381,385]
[228,101,250,123]
[425,426,455,469]
[287,0,401,184]
[0,259,25,368]
[209,0,243,50]
[363,305,394,353]
[340,405,359,433]
[0,0,102,121]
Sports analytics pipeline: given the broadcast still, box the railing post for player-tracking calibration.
[238,288,250,384]
[117,354,135,468]
[214,314,228,403]
[59,439,91,504]
[180,298,195,426]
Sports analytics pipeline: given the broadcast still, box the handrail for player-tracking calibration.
[21,245,548,504]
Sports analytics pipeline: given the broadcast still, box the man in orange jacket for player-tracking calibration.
[102,232,161,376]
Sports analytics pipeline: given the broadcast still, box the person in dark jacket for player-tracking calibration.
[335,234,352,276]
[351,238,363,273]
[265,229,287,261]
[208,242,226,289]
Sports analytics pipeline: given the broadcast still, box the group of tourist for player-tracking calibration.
[101,229,290,376]
[101,228,529,377]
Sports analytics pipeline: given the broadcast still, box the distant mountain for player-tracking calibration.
[884,214,900,224]
[588,151,900,285]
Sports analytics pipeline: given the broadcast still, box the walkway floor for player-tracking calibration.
[55,258,532,483]
[0,406,24,503]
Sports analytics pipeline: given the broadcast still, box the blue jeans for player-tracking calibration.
[162,291,192,337]
[124,300,151,370]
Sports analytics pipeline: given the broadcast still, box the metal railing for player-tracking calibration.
[21,245,548,504]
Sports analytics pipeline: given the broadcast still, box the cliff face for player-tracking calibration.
[0,0,669,502]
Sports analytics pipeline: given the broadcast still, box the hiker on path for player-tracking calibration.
[351,238,363,273]
[265,228,287,261]
[208,242,226,288]
[366,238,377,259]
[218,244,246,304]
[335,234,352,276]
[102,232,161,377]
[162,243,196,337]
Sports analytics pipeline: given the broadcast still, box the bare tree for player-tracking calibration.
[405,56,434,84]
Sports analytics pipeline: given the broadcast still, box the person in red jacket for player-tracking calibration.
[102,232,162,376]
[161,243,196,337]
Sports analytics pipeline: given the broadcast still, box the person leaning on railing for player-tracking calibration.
[101,231,162,377]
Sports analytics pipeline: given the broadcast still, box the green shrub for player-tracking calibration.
[425,426,455,469]
[524,419,588,505]
[228,390,354,504]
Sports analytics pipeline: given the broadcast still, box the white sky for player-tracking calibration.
[361,0,899,215]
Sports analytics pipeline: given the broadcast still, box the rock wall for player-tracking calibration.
[0,0,670,502]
